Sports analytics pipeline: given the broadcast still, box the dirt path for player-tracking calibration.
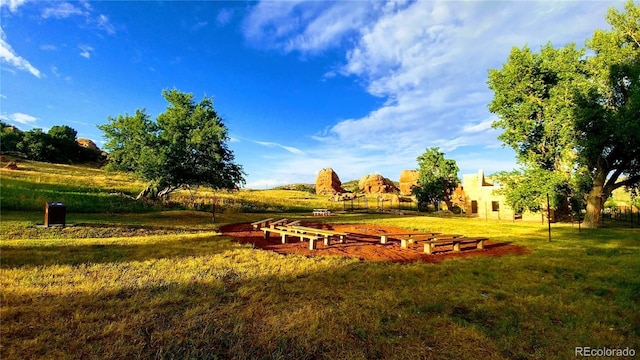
[219,222,531,263]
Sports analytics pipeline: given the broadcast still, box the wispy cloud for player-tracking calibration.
[96,14,116,35]
[239,1,615,184]
[462,119,494,134]
[242,1,372,53]
[0,0,31,12]
[0,27,41,77]
[191,21,208,32]
[79,45,94,59]
[1,112,38,125]
[216,8,234,27]
[41,2,86,19]
[252,140,304,155]
[40,1,116,35]
[40,44,57,51]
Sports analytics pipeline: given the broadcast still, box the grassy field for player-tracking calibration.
[1,160,639,359]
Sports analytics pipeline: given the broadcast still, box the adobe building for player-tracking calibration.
[461,170,543,221]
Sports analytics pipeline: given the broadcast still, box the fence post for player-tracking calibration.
[547,193,551,242]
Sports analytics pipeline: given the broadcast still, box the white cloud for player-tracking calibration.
[462,119,494,134]
[253,140,304,155]
[242,1,373,53]
[191,21,208,32]
[40,1,116,35]
[42,2,87,19]
[0,0,31,12]
[96,14,116,35]
[0,112,38,125]
[79,45,94,59]
[216,8,234,27]
[0,27,41,77]
[239,1,617,185]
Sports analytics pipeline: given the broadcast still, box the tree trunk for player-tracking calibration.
[444,198,454,211]
[583,172,607,228]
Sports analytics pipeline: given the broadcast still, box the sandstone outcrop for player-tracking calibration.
[399,170,419,195]
[358,174,398,194]
[315,168,344,195]
[77,138,100,151]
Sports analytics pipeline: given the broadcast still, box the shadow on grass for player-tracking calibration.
[2,253,639,360]
[0,235,241,268]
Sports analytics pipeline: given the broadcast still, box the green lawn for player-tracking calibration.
[1,159,638,359]
[1,210,638,359]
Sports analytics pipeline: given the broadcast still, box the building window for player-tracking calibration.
[471,200,478,214]
[492,201,499,212]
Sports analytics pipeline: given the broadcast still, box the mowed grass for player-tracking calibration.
[2,211,639,359]
[1,159,639,359]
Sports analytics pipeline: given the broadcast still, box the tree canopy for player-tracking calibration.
[1,122,103,164]
[99,89,245,199]
[487,1,640,228]
[412,147,460,211]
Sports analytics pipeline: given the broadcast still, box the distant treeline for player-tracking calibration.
[1,121,106,164]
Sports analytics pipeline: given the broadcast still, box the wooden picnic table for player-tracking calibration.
[312,209,331,216]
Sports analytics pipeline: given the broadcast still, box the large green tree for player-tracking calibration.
[488,1,640,228]
[412,147,460,211]
[99,89,245,199]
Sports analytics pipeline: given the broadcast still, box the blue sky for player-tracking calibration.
[1,0,622,188]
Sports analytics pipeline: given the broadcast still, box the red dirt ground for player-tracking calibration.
[219,222,531,263]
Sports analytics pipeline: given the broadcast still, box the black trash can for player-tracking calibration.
[45,202,66,227]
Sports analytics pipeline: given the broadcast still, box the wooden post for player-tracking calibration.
[477,239,484,250]
[547,193,552,242]
[453,241,461,252]
[309,239,317,250]
[281,233,287,244]
[212,195,217,222]
[380,235,387,244]
[401,239,408,249]
[424,243,433,254]
[323,236,330,246]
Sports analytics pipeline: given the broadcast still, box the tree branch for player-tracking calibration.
[607,173,640,192]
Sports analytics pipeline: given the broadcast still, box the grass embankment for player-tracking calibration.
[1,159,639,359]
[0,160,153,213]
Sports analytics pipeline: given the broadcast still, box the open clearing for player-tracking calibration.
[222,221,531,263]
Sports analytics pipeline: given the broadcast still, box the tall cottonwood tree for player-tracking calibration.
[99,89,245,199]
[488,1,640,228]
[412,147,460,211]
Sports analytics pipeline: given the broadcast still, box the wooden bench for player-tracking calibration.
[269,219,288,228]
[380,233,439,245]
[423,237,488,254]
[285,220,301,227]
[261,227,320,250]
[286,225,348,244]
[251,218,274,230]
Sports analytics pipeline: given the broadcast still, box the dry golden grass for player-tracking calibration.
[2,211,639,359]
[1,160,639,359]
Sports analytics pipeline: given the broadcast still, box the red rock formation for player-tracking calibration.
[399,170,419,195]
[77,138,100,151]
[315,168,344,195]
[358,174,399,194]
